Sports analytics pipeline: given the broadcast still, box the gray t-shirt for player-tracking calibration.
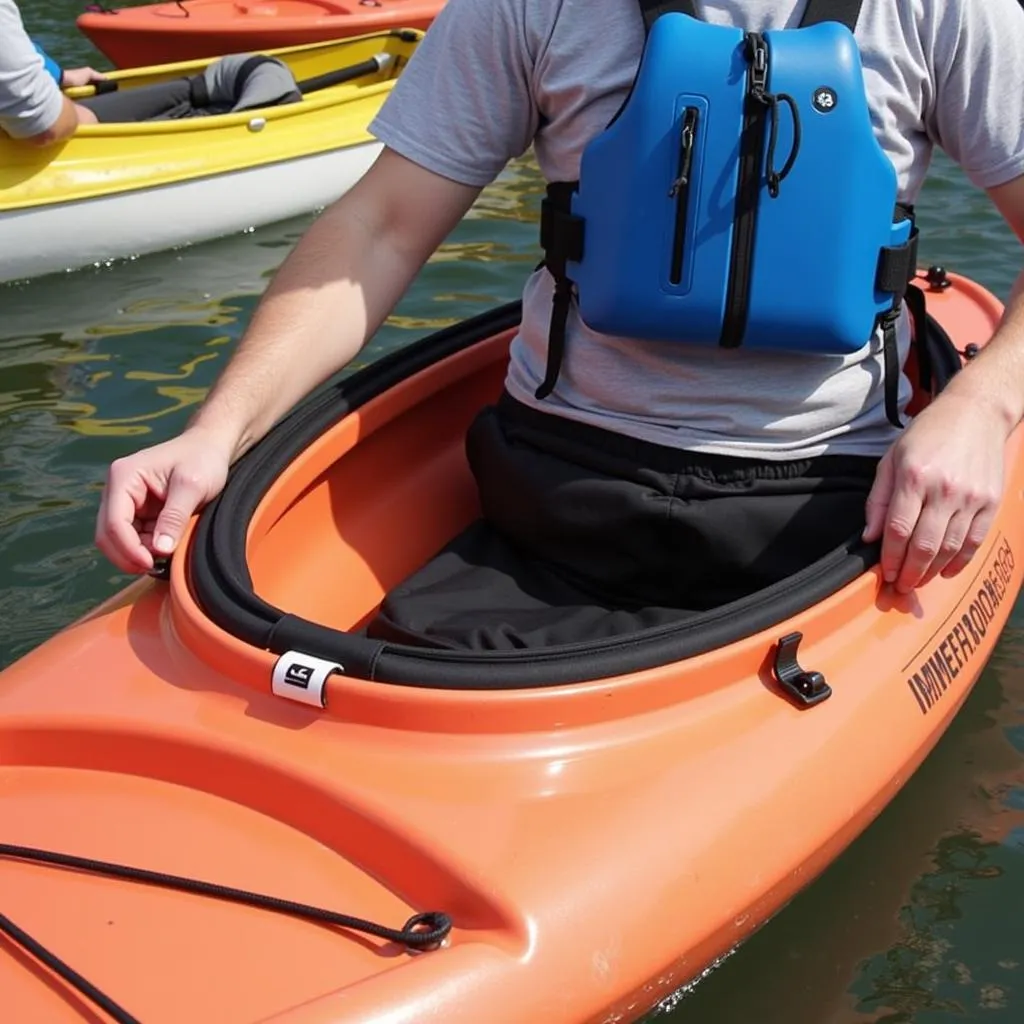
[371,0,1024,460]
[0,0,63,140]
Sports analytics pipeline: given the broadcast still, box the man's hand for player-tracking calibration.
[96,428,233,574]
[862,394,1008,593]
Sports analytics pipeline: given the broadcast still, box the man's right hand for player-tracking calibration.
[95,427,232,574]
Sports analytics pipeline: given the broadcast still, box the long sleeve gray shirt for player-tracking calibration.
[0,0,62,139]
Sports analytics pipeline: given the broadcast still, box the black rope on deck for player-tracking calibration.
[1,842,452,1021]
[0,909,141,1024]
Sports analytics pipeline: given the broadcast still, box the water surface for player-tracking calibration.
[5,7,1024,1021]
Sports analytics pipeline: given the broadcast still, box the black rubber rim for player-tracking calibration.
[188,302,879,688]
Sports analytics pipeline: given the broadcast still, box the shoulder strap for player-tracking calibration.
[637,0,698,36]
[798,0,864,32]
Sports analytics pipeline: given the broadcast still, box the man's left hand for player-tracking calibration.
[862,394,1008,593]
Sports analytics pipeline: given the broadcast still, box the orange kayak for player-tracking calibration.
[77,0,446,68]
[1,269,1021,1023]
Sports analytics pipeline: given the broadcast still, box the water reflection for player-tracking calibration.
[0,155,543,668]
[850,829,1014,1020]
[644,625,1024,1023]
[0,72,1022,1021]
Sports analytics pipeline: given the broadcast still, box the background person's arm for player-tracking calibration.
[0,1,96,145]
[18,94,97,146]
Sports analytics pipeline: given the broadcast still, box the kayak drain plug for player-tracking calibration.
[772,632,832,707]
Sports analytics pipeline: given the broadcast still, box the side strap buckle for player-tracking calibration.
[537,183,584,401]
[876,228,919,305]
[878,308,904,430]
[876,203,919,309]
[535,276,574,401]
[539,196,585,279]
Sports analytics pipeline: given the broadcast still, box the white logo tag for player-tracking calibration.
[271,651,342,708]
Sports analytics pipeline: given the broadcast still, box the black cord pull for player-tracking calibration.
[747,33,802,198]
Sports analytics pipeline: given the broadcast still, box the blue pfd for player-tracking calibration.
[33,42,63,85]
[538,0,919,427]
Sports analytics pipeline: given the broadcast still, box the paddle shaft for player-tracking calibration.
[80,51,392,98]
[299,53,392,94]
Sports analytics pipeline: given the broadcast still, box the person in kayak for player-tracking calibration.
[76,53,304,123]
[0,0,103,145]
[95,0,1024,622]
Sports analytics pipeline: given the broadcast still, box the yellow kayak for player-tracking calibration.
[0,31,420,284]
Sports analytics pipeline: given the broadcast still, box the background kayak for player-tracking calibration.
[77,0,445,67]
[0,31,420,284]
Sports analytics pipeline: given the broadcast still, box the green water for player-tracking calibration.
[5,6,1024,1021]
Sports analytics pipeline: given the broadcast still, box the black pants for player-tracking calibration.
[368,393,879,651]
[80,79,193,123]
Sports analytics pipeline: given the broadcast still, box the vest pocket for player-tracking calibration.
[669,105,699,286]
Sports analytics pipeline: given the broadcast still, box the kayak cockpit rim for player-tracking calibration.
[175,300,902,692]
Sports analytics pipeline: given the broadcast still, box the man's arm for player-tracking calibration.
[942,175,1024,430]
[94,0,537,573]
[96,147,483,572]
[860,0,1024,592]
[863,174,1024,592]
[191,147,480,459]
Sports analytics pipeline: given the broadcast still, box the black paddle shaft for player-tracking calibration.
[86,51,392,98]
[298,53,391,94]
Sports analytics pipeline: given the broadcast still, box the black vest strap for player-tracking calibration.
[879,311,903,429]
[536,183,583,399]
[904,282,963,399]
[797,0,864,32]
[878,278,963,431]
[874,203,919,429]
[638,0,697,35]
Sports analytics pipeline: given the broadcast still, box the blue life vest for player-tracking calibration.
[32,42,63,85]
[538,0,919,427]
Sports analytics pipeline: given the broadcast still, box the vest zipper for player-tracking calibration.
[720,32,770,348]
[669,106,699,286]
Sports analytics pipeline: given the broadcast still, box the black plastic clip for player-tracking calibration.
[772,631,832,707]
[147,556,172,582]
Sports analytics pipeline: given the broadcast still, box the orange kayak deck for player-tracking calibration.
[77,0,446,67]
[1,271,1022,1023]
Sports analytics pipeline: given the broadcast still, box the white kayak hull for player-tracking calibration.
[0,142,380,285]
